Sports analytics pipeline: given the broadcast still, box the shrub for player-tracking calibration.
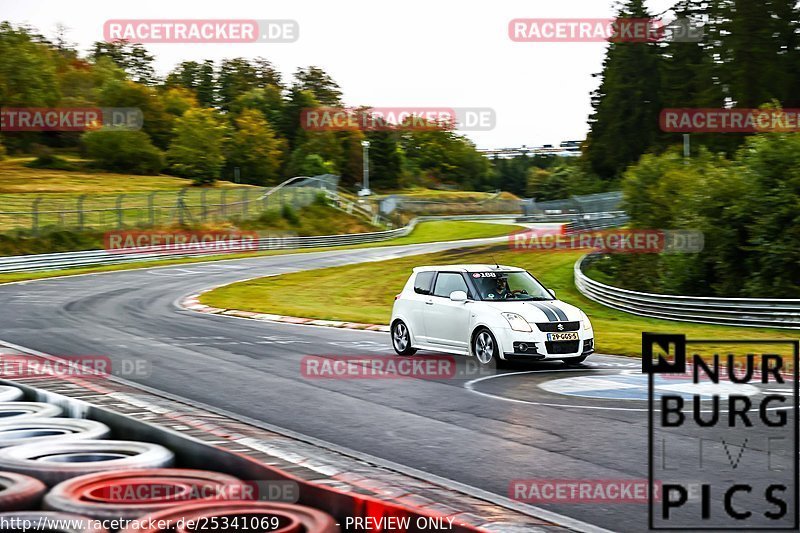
[82,129,164,175]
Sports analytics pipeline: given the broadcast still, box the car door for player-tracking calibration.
[406,271,434,342]
[423,272,473,350]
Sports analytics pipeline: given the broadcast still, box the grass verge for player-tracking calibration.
[200,244,796,357]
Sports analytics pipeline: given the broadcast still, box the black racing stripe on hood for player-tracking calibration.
[540,301,569,321]
[528,301,557,321]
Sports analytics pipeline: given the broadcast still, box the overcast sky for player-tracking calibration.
[3,0,676,148]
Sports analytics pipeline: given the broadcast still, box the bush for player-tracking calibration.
[167,108,227,185]
[82,129,164,175]
[281,204,299,225]
[0,136,6,160]
[24,146,78,170]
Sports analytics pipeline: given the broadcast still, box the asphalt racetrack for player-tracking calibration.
[0,237,794,532]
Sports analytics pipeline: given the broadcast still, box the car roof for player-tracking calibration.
[412,264,524,273]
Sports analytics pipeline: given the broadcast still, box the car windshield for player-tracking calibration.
[470,271,552,301]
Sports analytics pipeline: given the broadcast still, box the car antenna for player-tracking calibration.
[492,256,500,268]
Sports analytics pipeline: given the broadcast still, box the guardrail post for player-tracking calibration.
[201,189,208,222]
[116,194,125,229]
[77,195,86,230]
[177,189,187,226]
[32,197,42,235]
[148,192,157,227]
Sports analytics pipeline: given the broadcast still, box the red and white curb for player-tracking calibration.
[181,292,391,332]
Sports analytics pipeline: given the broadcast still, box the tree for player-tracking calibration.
[166,108,228,184]
[97,80,174,149]
[226,109,286,185]
[90,40,156,84]
[0,22,60,107]
[230,86,284,129]
[364,130,403,189]
[583,0,662,181]
[0,135,6,160]
[217,57,282,111]
[82,129,164,175]
[162,87,197,117]
[294,66,342,105]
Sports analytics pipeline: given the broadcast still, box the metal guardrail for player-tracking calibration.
[574,254,800,329]
[0,214,520,274]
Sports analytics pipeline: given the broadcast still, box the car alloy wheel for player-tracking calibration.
[393,322,409,351]
[474,330,495,365]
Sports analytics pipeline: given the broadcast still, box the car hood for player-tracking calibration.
[483,299,582,323]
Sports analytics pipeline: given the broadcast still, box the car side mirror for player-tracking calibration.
[548,289,556,298]
[449,290,468,302]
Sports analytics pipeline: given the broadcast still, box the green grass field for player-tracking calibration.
[200,243,796,357]
[0,220,522,284]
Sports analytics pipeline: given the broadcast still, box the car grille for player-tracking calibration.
[546,341,580,354]
[536,321,580,332]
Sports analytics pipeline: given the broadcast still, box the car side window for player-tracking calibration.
[432,272,469,298]
[413,271,435,295]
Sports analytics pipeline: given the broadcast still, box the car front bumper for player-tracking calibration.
[495,326,594,361]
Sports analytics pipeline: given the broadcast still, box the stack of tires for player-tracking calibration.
[0,385,339,533]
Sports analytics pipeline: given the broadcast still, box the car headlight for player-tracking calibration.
[502,312,532,332]
[580,310,592,331]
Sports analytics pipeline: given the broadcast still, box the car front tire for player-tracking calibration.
[391,320,417,356]
[471,327,499,367]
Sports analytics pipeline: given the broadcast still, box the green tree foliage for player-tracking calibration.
[226,109,286,185]
[526,160,603,200]
[293,66,342,105]
[295,154,336,176]
[0,22,60,107]
[584,0,662,181]
[364,131,403,190]
[616,133,800,297]
[230,86,284,129]
[217,57,281,110]
[82,129,164,175]
[97,80,174,149]
[162,87,197,117]
[0,135,7,160]
[167,108,228,184]
[90,40,156,85]
[401,128,492,190]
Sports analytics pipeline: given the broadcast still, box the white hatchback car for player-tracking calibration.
[390,264,594,366]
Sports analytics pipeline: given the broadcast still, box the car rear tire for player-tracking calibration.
[391,320,417,356]
[471,328,499,368]
[562,355,588,365]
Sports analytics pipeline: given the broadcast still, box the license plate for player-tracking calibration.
[547,332,579,341]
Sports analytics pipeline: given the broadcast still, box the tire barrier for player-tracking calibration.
[0,403,63,420]
[0,420,111,448]
[0,387,24,402]
[0,353,485,533]
[119,501,339,533]
[0,472,47,511]
[0,511,108,533]
[0,441,175,486]
[44,469,247,520]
